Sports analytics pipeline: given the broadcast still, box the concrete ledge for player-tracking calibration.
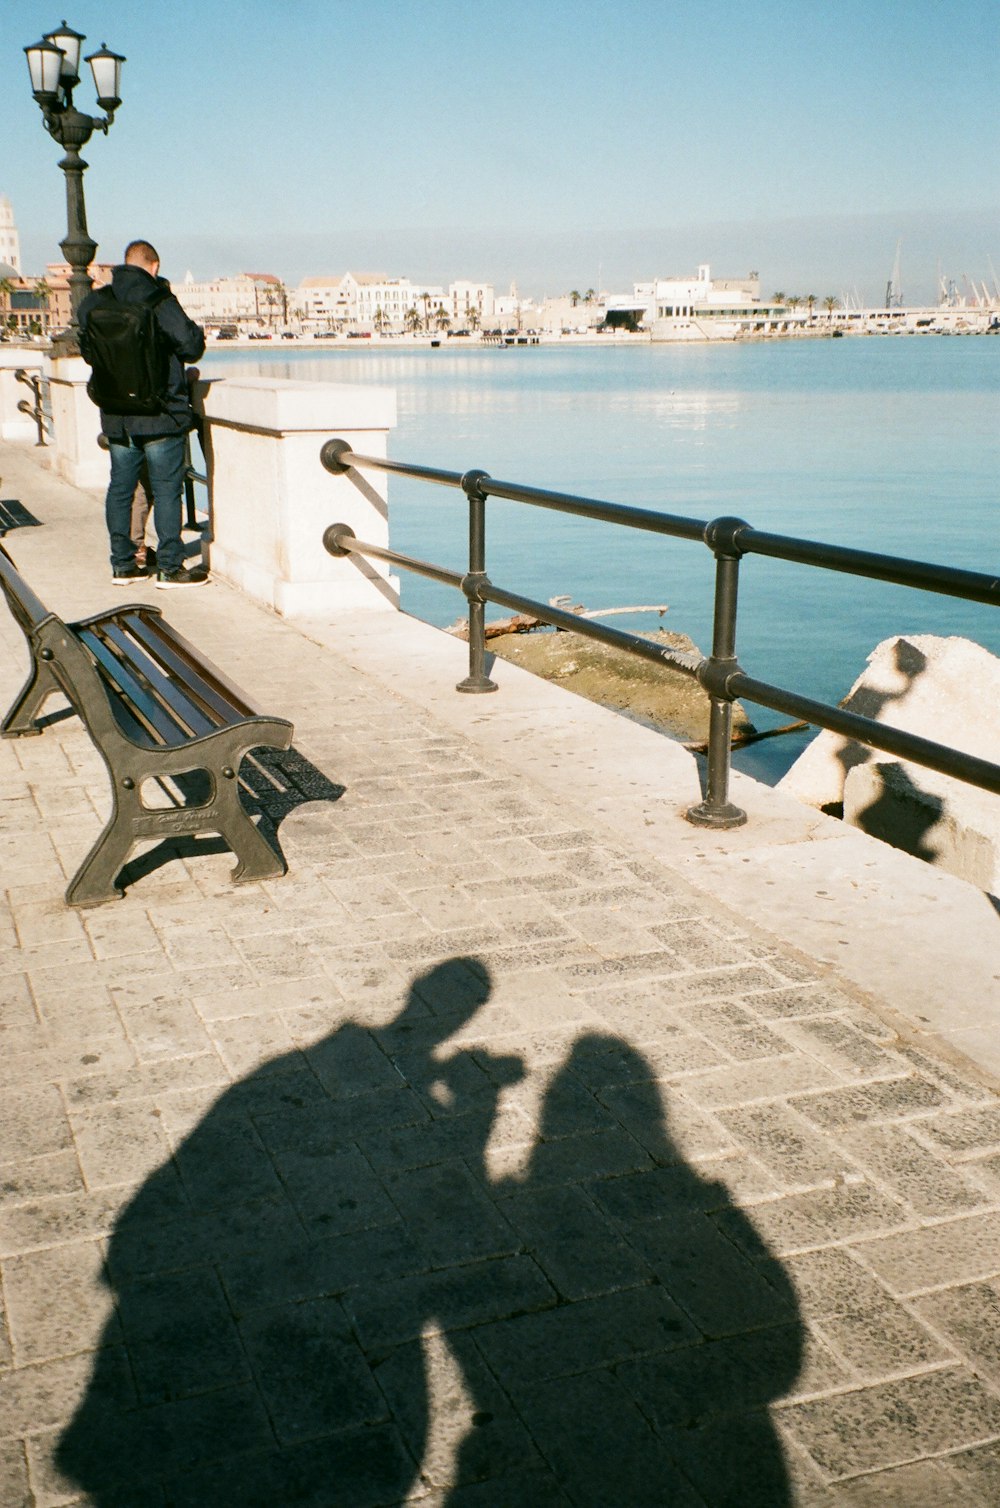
[203,377,397,434]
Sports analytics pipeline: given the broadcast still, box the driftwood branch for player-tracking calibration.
[684,719,810,754]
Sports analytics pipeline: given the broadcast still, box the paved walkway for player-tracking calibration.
[2,437,1000,1506]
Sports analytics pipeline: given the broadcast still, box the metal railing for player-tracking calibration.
[319,436,1000,828]
[14,369,51,447]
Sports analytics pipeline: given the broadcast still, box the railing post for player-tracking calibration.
[687,517,748,829]
[456,469,498,694]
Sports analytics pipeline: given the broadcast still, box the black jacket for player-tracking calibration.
[78,264,206,440]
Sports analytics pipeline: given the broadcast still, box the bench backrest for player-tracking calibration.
[73,607,265,747]
[0,539,53,638]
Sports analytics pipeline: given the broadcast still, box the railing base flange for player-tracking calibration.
[685,800,748,829]
[456,677,499,694]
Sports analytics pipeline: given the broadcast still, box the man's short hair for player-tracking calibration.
[124,240,159,268]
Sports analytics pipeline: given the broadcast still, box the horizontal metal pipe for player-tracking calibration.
[479,477,707,542]
[324,528,467,591]
[324,445,706,540]
[328,444,997,602]
[731,671,1000,796]
[739,527,1000,607]
[322,446,465,490]
[327,522,1000,797]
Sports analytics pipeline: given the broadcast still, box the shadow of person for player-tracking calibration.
[444,1032,805,1506]
[54,955,508,1506]
[55,979,803,1506]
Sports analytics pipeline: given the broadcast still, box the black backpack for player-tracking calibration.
[81,286,171,415]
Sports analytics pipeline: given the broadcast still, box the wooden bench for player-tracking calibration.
[0,540,294,907]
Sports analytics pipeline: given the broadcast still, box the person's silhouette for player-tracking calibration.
[443,1032,804,1505]
[56,956,512,1504]
[56,977,803,1506]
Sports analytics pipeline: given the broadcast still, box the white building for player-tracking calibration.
[178,272,285,328]
[448,280,495,325]
[295,272,447,331]
[0,195,22,274]
[631,265,779,341]
[296,276,351,328]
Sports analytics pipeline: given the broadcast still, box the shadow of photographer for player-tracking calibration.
[56,956,804,1505]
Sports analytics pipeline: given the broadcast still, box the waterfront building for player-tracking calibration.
[297,276,352,329]
[0,195,21,274]
[635,265,785,341]
[179,272,285,330]
[295,273,448,333]
[448,280,495,327]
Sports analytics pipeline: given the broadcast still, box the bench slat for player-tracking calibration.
[94,620,221,739]
[77,627,193,746]
[119,611,260,723]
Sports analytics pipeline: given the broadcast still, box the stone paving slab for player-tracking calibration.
[2,437,1000,1503]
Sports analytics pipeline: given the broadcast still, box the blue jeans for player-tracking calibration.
[105,434,187,574]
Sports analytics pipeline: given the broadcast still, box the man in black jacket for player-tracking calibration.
[79,240,209,587]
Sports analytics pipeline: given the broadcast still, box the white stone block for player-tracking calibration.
[779,634,1000,892]
[844,758,1000,893]
[46,355,108,489]
[200,377,399,617]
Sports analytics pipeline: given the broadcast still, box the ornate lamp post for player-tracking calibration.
[24,22,125,352]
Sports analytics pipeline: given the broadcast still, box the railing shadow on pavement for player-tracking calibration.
[55,955,805,1505]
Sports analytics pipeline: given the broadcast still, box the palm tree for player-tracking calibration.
[569,290,581,307]
[771,291,786,308]
[404,306,422,334]
[584,288,596,303]
[806,294,816,321]
[435,307,451,333]
[823,296,839,320]
[466,306,480,333]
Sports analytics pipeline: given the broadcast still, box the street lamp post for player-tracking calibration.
[24,22,125,353]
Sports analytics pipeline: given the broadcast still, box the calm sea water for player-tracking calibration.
[202,338,999,781]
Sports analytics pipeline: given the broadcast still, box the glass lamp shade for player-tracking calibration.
[24,38,65,101]
[43,22,85,83]
[86,45,125,111]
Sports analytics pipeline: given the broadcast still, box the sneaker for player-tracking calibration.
[156,565,210,589]
[112,562,151,585]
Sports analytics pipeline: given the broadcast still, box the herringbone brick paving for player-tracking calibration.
[2,449,1000,1503]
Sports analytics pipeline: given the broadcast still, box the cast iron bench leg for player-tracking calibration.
[64,783,134,908]
[1,651,61,738]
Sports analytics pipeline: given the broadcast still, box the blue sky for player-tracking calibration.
[4,0,998,304]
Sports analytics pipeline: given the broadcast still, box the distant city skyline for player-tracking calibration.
[4,1,998,307]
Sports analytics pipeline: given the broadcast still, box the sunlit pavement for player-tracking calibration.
[2,437,1000,1506]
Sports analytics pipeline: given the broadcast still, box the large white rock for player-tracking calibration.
[778,634,1000,892]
